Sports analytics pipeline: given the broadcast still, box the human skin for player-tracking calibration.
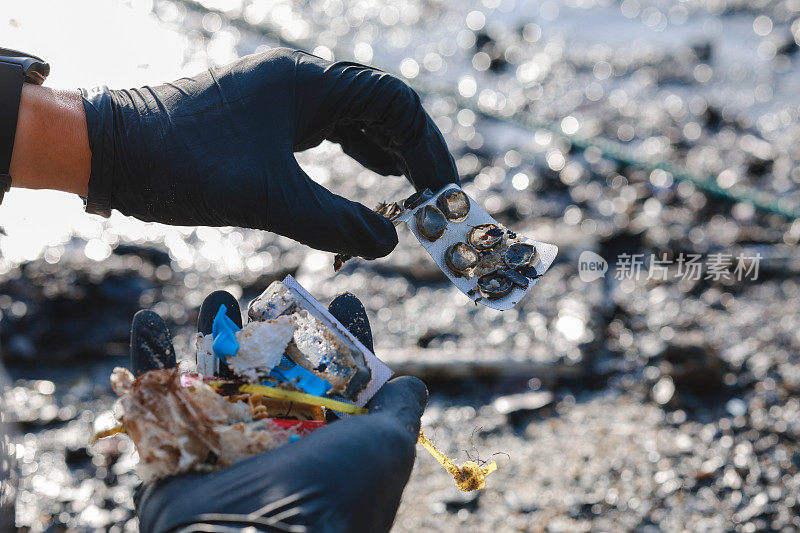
[8,84,90,196]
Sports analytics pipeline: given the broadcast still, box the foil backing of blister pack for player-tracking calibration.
[398,185,558,311]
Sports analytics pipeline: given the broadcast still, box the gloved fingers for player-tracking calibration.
[327,292,374,352]
[394,116,460,193]
[198,290,243,335]
[130,310,176,376]
[293,52,458,193]
[327,123,405,177]
[197,290,242,379]
[135,379,427,533]
[368,376,428,436]
[267,160,398,258]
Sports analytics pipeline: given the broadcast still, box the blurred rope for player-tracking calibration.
[171,0,800,220]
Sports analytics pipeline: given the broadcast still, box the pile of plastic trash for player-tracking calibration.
[94,276,390,479]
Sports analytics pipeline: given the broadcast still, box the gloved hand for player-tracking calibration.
[82,47,458,258]
[128,292,427,533]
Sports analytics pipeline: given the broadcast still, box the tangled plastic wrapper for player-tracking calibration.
[95,368,498,490]
[106,367,319,481]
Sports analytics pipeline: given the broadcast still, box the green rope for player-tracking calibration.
[173,0,800,220]
[412,79,800,220]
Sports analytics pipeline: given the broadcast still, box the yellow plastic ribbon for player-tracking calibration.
[89,424,125,445]
[207,381,369,415]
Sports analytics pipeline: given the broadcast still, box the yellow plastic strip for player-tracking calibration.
[90,424,126,445]
[207,381,369,415]
[417,429,497,491]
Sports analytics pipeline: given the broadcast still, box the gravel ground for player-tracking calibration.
[3,0,800,531]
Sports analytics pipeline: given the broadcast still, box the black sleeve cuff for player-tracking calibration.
[80,86,114,217]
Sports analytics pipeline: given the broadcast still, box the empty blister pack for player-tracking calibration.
[398,185,558,311]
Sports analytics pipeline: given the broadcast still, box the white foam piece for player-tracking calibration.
[231,317,295,382]
[398,185,558,311]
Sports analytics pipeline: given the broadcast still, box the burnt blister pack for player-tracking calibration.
[395,185,558,311]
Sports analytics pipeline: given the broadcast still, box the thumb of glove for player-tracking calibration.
[267,161,399,258]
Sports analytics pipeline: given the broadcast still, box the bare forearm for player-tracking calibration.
[8,84,90,196]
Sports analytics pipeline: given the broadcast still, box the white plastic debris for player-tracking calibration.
[195,333,217,376]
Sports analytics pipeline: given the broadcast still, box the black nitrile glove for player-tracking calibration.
[129,293,427,532]
[82,48,458,258]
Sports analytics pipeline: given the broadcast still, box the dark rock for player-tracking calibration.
[64,446,91,466]
[746,155,773,178]
[692,41,713,62]
[417,330,459,348]
[704,106,723,130]
[112,245,171,266]
[6,335,36,361]
[0,256,162,366]
[474,31,492,50]
[443,491,480,513]
[657,334,727,397]
[777,33,798,56]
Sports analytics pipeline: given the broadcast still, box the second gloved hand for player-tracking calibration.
[130,292,428,532]
[81,48,458,258]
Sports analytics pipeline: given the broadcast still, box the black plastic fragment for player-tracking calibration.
[519,265,542,279]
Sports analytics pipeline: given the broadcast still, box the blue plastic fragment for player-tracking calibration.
[289,435,300,443]
[212,328,239,363]
[281,366,332,397]
[211,305,241,363]
[267,356,332,397]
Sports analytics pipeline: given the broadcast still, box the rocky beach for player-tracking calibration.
[2,0,800,530]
